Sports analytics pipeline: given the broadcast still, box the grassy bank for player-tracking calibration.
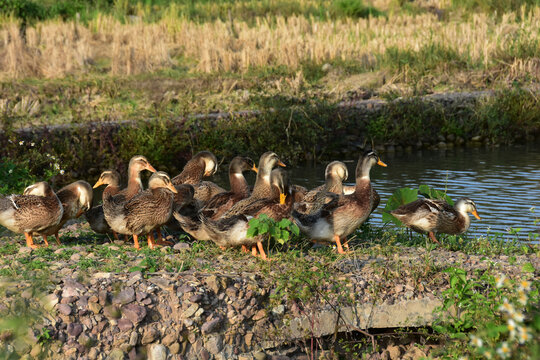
[0,222,538,359]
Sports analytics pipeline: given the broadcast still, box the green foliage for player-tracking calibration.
[247,214,299,245]
[332,0,383,18]
[433,268,539,358]
[129,255,157,275]
[0,0,46,23]
[37,326,51,344]
[418,184,454,205]
[0,139,64,194]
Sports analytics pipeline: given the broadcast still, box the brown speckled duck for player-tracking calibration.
[222,151,286,217]
[201,168,293,260]
[292,150,386,253]
[201,156,258,219]
[390,197,481,243]
[85,170,122,237]
[172,151,224,203]
[0,182,63,248]
[27,180,93,245]
[104,171,177,249]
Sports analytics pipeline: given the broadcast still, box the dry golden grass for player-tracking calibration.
[0,5,539,79]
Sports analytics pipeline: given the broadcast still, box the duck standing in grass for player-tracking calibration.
[390,197,481,244]
[27,180,93,245]
[104,171,178,250]
[293,150,387,254]
[0,182,63,249]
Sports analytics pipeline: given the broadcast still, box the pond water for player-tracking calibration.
[215,144,540,240]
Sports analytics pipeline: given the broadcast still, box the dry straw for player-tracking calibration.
[0,6,539,79]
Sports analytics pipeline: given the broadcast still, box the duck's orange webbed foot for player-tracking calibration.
[24,233,39,249]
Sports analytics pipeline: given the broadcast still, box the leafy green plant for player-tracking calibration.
[433,267,539,358]
[129,255,157,275]
[37,326,51,344]
[247,214,300,246]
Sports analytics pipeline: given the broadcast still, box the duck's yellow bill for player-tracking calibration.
[278,160,286,167]
[168,183,178,194]
[252,165,258,173]
[472,210,481,220]
[377,159,387,167]
[279,193,287,205]
[92,179,103,188]
[147,164,157,172]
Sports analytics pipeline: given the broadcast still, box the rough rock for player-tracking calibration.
[148,344,167,360]
[201,317,222,334]
[121,303,147,324]
[112,287,135,305]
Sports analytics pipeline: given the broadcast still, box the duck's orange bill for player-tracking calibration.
[252,165,258,173]
[92,179,104,188]
[168,183,178,194]
[377,159,387,167]
[76,209,85,218]
[278,160,286,167]
[472,210,481,220]
[146,164,157,172]
[279,193,287,205]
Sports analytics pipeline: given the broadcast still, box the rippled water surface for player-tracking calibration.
[216,144,540,239]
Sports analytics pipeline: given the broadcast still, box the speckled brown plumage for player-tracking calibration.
[104,172,177,249]
[171,151,225,204]
[0,182,63,247]
[390,197,480,241]
[295,161,349,214]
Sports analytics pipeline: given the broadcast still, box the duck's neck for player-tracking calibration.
[325,176,344,195]
[251,168,272,199]
[229,171,249,196]
[456,209,471,232]
[103,184,120,199]
[126,168,143,199]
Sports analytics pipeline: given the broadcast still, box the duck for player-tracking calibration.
[104,171,178,249]
[295,161,349,214]
[172,151,225,203]
[201,156,258,219]
[201,168,293,260]
[26,180,93,245]
[85,170,122,238]
[292,150,387,253]
[390,197,481,243]
[222,151,286,217]
[0,182,63,249]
